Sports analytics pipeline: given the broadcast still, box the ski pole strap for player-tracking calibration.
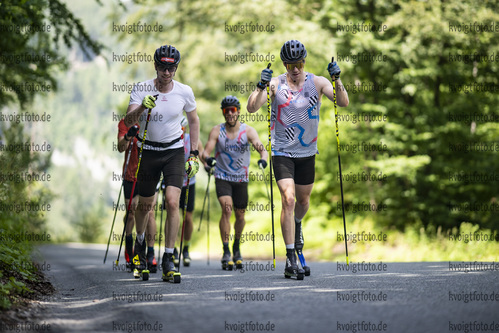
[136,135,182,149]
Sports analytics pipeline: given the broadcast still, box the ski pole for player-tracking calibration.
[197,170,212,265]
[178,177,190,274]
[265,63,276,269]
[116,95,157,267]
[104,132,134,264]
[158,179,165,263]
[207,170,210,266]
[331,57,349,266]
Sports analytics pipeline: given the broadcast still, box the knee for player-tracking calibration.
[166,197,179,211]
[282,194,295,211]
[222,202,233,216]
[296,196,309,208]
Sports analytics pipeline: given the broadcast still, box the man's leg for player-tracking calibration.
[276,178,296,245]
[218,195,234,269]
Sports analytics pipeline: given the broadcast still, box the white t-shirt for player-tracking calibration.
[129,79,196,151]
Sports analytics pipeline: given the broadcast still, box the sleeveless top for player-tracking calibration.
[270,72,321,157]
[214,123,250,182]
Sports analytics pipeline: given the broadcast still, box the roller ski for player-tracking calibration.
[182,246,191,267]
[233,250,243,270]
[295,221,311,276]
[162,252,181,283]
[132,239,149,281]
[173,248,180,268]
[147,252,157,273]
[221,252,234,271]
[284,249,305,280]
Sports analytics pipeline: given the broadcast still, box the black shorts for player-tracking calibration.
[137,148,184,197]
[273,155,315,185]
[123,180,139,200]
[179,183,195,212]
[215,179,248,209]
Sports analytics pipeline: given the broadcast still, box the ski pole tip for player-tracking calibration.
[346,256,349,266]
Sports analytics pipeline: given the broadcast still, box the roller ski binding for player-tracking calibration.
[132,240,149,281]
[284,249,305,280]
[162,252,181,283]
[233,250,243,270]
[147,252,157,273]
[295,222,311,276]
[182,247,191,267]
[221,252,234,271]
[173,248,180,268]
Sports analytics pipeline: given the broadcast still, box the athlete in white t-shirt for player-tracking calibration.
[124,45,200,282]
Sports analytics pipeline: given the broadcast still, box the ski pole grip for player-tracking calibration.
[331,57,334,62]
[267,63,271,69]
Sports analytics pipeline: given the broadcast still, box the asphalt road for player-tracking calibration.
[25,243,499,333]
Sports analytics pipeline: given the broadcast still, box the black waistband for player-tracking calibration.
[137,135,182,148]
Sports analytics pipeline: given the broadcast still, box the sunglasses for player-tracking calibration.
[157,64,177,73]
[285,61,305,71]
[223,106,239,114]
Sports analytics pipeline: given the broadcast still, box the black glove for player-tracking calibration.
[327,61,341,81]
[257,67,273,90]
[126,125,139,140]
[206,157,217,167]
[258,159,267,169]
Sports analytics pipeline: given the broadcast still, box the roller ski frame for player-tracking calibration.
[284,250,305,280]
[132,255,149,281]
[162,253,181,283]
[221,252,234,271]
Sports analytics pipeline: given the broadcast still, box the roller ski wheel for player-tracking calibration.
[284,249,305,280]
[162,253,181,283]
[173,248,180,268]
[182,248,191,267]
[221,253,234,271]
[233,251,243,270]
[133,268,150,281]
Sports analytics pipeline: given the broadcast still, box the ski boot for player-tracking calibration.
[162,252,181,283]
[295,222,311,276]
[182,246,191,267]
[173,248,180,268]
[125,236,134,273]
[221,252,234,271]
[132,239,149,281]
[284,249,305,280]
[147,252,157,273]
[233,250,243,270]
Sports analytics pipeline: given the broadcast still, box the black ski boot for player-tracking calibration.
[132,239,149,281]
[233,250,243,270]
[182,246,191,267]
[147,250,157,273]
[295,222,311,276]
[284,249,305,280]
[162,252,181,283]
[125,235,134,273]
[221,252,234,270]
[173,248,180,268]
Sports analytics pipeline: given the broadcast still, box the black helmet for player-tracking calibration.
[154,45,181,66]
[221,95,240,110]
[280,40,307,62]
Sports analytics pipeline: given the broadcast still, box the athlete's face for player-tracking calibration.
[223,106,240,126]
[284,60,305,81]
[155,63,177,85]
